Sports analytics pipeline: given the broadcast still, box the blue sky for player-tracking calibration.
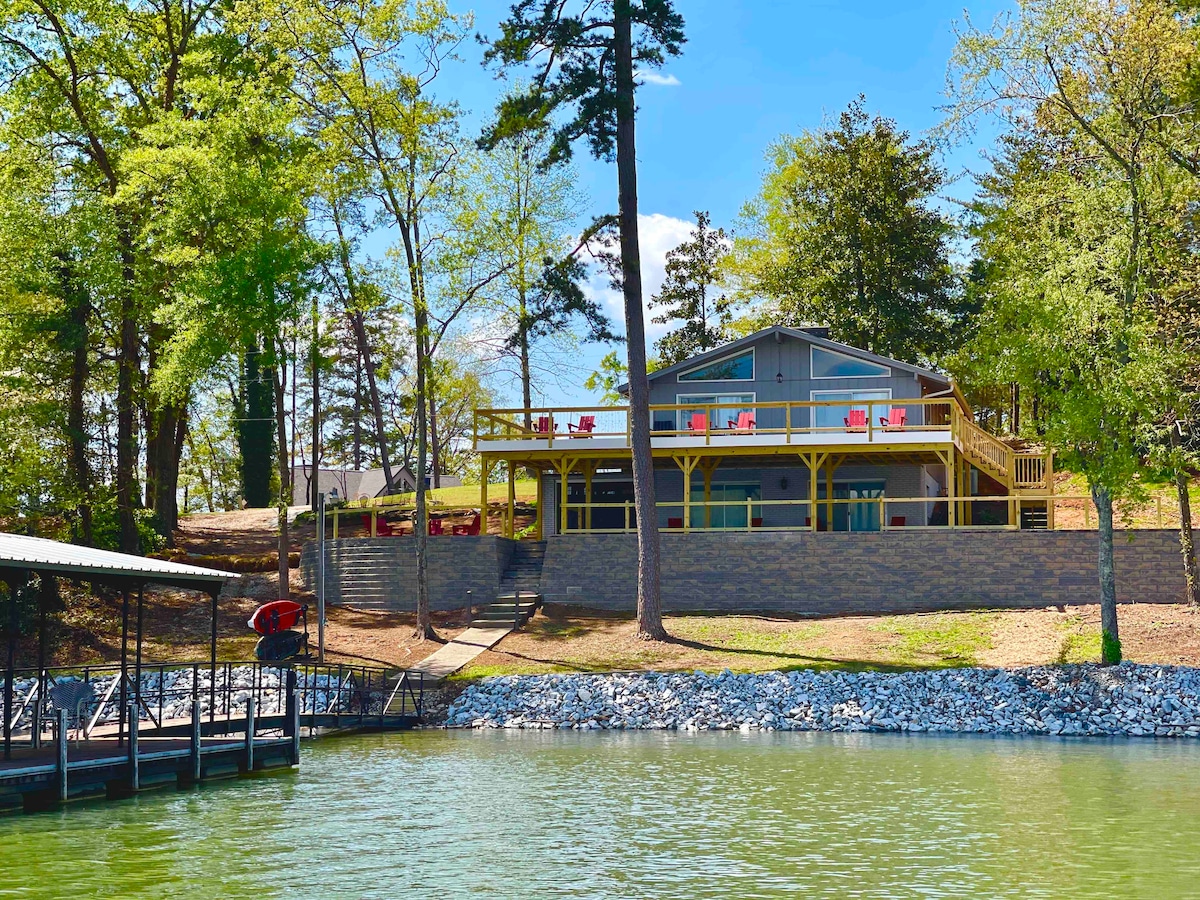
[426,0,1012,407]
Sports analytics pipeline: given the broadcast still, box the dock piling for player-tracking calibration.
[244,697,255,772]
[190,699,202,782]
[127,703,139,791]
[55,709,67,802]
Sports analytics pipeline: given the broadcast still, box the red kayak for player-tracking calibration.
[248,600,306,636]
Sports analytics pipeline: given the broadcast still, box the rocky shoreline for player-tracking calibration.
[446,664,1200,737]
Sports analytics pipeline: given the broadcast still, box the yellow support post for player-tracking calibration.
[507,463,516,539]
[699,457,719,529]
[807,452,819,532]
[825,454,836,531]
[554,457,578,535]
[480,458,490,535]
[946,449,957,528]
[535,469,544,540]
[332,508,339,539]
[583,461,595,532]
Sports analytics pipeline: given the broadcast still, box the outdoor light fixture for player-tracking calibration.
[780,477,789,490]
[775,371,783,383]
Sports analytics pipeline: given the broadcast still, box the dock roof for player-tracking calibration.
[0,533,238,591]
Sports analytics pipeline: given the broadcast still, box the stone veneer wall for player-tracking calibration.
[299,536,515,612]
[538,531,1197,614]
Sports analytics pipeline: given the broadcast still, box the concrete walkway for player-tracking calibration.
[408,624,513,681]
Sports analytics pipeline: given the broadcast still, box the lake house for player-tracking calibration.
[474,326,1053,537]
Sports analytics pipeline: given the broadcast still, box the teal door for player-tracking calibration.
[689,482,761,529]
[817,481,885,532]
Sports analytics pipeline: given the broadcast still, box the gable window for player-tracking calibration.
[811,389,891,430]
[678,349,754,382]
[811,346,889,379]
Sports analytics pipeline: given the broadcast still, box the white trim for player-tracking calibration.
[809,388,892,402]
[676,347,755,382]
[810,345,889,379]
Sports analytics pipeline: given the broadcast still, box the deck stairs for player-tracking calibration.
[476,541,545,627]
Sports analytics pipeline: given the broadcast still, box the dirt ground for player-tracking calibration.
[454,602,1200,677]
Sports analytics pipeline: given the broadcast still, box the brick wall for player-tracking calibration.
[299,536,515,612]
[538,530,1197,614]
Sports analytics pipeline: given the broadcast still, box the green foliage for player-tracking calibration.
[1101,629,1123,665]
[649,211,732,365]
[479,0,686,166]
[731,97,964,365]
[584,351,629,404]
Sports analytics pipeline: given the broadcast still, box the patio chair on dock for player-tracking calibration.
[49,679,94,743]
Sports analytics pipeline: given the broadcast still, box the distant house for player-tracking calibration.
[472,325,1053,536]
[290,466,416,506]
[290,465,461,505]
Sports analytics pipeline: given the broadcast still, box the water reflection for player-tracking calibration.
[5,730,1200,899]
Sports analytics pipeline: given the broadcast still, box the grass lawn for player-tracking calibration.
[453,602,1200,678]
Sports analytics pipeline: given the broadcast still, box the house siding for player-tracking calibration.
[650,331,931,430]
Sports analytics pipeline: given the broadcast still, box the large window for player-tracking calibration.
[811,346,889,379]
[678,349,754,382]
[677,393,756,431]
[690,481,761,529]
[811,389,891,430]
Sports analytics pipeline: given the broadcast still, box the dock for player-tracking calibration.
[1,661,425,814]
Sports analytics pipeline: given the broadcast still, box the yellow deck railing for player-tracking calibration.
[474,398,1052,490]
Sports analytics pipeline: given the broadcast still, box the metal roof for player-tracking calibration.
[0,532,239,590]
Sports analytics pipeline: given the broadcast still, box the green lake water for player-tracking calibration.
[4,730,1200,898]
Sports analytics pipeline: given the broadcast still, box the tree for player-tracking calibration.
[481,0,685,641]
[464,129,613,424]
[948,0,1194,660]
[731,97,964,365]
[649,210,731,365]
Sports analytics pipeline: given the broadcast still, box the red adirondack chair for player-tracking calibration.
[452,513,482,536]
[534,415,556,434]
[361,514,401,536]
[880,408,907,430]
[727,411,756,431]
[667,517,683,529]
[568,415,596,436]
[889,516,906,527]
[844,409,868,432]
[428,518,445,536]
[687,413,709,433]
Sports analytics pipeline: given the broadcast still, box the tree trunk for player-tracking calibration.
[353,350,363,470]
[238,341,275,508]
[65,283,92,545]
[1176,468,1198,607]
[1010,383,1020,435]
[411,216,435,640]
[117,311,140,553]
[1093,484,1121,664]
[349,312,396,493]
[148,401,185,542]
[273,354,291,601]
[426,332,441,490]
[311,296,321,512]
[332,204,396,494]
[614,0,665,641]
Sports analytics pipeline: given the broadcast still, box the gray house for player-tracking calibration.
[474,326,1051,537]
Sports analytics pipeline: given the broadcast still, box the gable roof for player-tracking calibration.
[620,326,953,395]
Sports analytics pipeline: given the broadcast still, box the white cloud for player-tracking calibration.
[634,70,681,87]
[582,212,698,347]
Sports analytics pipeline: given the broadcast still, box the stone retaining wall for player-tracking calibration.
[538,530,1197,614]
[299,536,515,611]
